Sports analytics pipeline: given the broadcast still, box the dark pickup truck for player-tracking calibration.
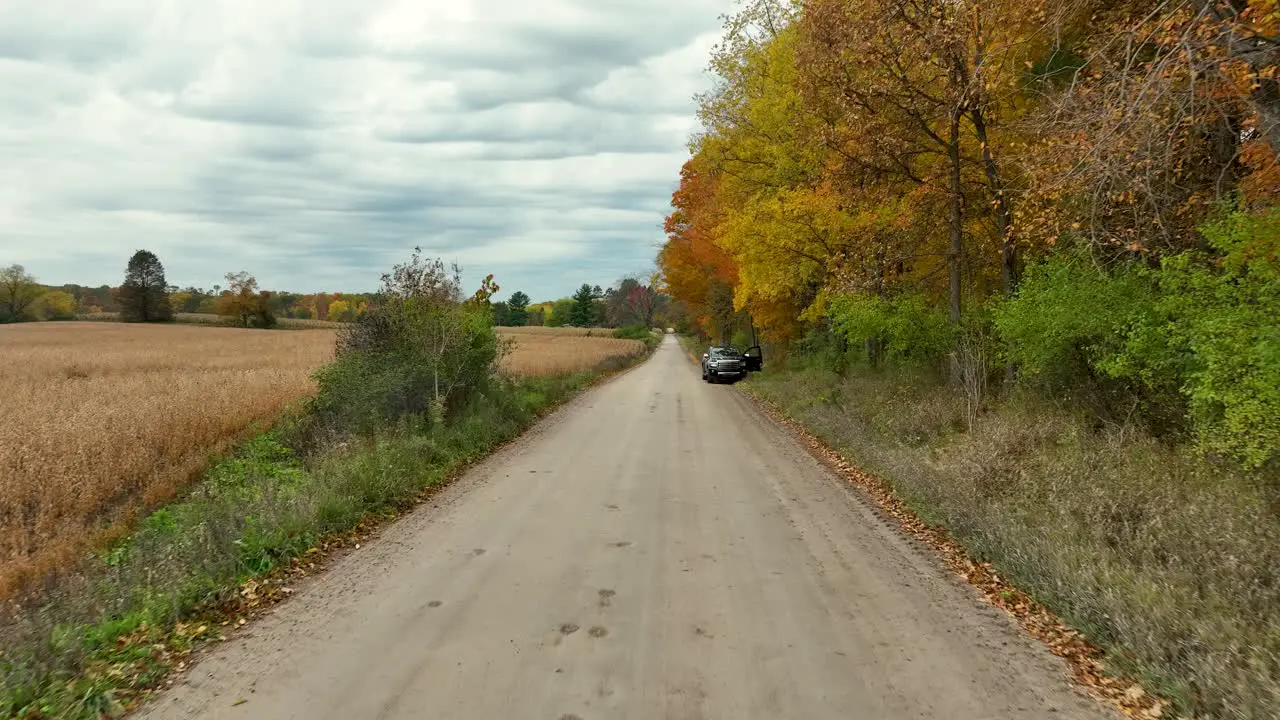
[700,345,763,383]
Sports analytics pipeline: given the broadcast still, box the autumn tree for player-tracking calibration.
[311,293,332,321]
[329,299,354,322]
[215,271,275,328]
[119,250,173,323]
[626,281,661,329]
[605,278,641,327]
[30,290,76,320]
[470,274,501,306]
[168,291,193,315]
[660,160,742,337]
[791,0,954,321]
[795,0,1045,322]
[269,292,303,319]
[665,0,1222,355]
[1019,0,1280,257]
[0,265,43,322]
[697,6,841,329]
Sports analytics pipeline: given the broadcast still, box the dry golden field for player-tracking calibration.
[497,326,648,375]
[0,323,335,597]
[79,311,343,329]
[0,322,645,597]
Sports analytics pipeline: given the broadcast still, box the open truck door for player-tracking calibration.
[744,345,763,372]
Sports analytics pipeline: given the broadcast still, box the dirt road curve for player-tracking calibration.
[142,336,1115,720]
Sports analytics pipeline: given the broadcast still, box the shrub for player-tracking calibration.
[312,249,500,434]
[783,322,849,373]
[827,292,954,366]
[612,325,651,341]
[1113,209,1280,467]
[997,210,1280,466]
[993,246,1153,388]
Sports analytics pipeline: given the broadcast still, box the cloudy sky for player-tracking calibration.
[0,0,727,301]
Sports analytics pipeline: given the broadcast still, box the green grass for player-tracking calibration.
[745,365,1280,720]
[0,370,611,719]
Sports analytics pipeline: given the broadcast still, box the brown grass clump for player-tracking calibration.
[498,328,646,375]
[0,322,335,598]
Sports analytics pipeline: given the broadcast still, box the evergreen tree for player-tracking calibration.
[507,291,530,326]
[492,301,511,326]
[569,284,600,327]
[119,250,173,323]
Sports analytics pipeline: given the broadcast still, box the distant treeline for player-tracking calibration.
[504,277,678,330]
[3,255,687,332]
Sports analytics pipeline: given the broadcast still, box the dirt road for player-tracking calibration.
[142,336,1114,720]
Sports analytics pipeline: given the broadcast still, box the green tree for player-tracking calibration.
[569,284,601,327]
[546,298,575,327]
[0,264,44,322]
[119,250,173,323]
[315,248,500,431]
[507,291,530,326]
[491,301,511,326]
[1111,209,1280,468]
[270,292,303,318]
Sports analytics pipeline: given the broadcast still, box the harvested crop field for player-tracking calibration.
[0,322,646,597]
[0,322,335,598]
[498,326,648,375]
[79,312,343,330]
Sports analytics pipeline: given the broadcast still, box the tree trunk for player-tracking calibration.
[870,245,887,368]
[970,105,1017,295]
[948,107,964,326]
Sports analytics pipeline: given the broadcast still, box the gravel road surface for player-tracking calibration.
[140,335,1114,720]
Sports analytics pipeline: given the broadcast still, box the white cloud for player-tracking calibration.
[0,0,726,300]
